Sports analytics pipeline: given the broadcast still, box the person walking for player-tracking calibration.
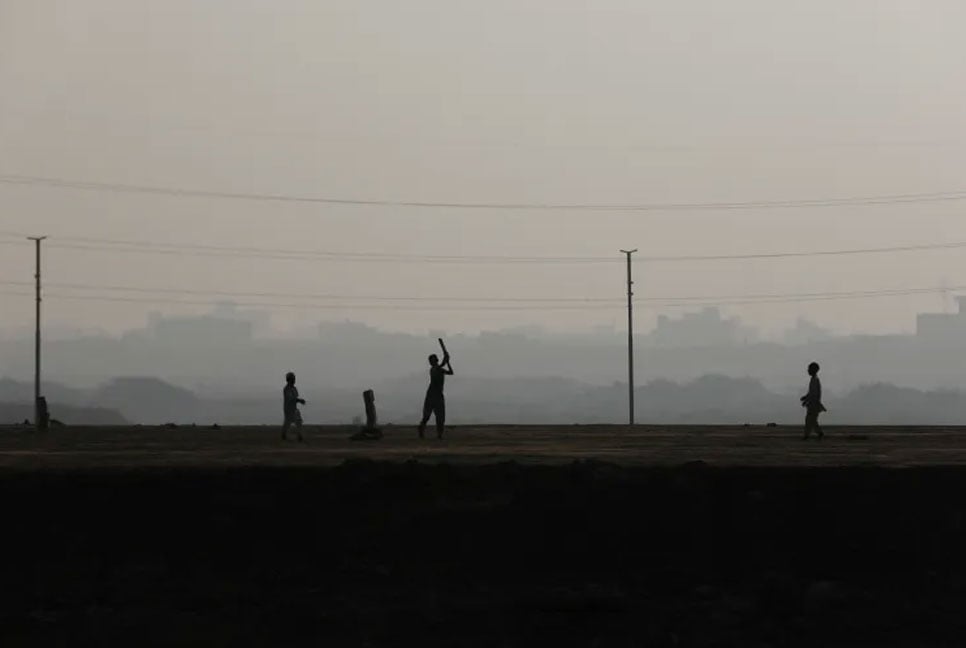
[800,362,826,440]
[282,371,306,442]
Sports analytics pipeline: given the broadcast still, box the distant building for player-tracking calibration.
[916,296,966,346]
[318,320,381,341]
[783,318,834,346]
[650,307,757,348]
[147,310,254,345]
[212,302,272,337]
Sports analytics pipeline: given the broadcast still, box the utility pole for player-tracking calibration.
[28,236,47,429]
[620,249,637,426]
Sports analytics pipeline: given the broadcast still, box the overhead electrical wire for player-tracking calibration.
[4,174,966,210]
[0,291,620,312]
[3,231,966,265]
[0,282,957,310]
[0,280,622,304]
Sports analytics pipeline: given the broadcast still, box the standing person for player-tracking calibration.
[282,371,306,442]
[800,362,826,440]
[418,343,454,439]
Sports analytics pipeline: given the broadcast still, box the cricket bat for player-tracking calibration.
[438,338,449,358]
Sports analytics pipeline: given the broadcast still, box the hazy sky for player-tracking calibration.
[3,0,966,337]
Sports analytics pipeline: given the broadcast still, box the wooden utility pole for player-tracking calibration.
[620,249,637,426]
[28,236,47,429]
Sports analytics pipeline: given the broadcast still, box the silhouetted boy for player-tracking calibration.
[282,371,306,442]
[800,362,826,440]
[418,350,453,439]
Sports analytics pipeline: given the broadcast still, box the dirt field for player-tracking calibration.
[3,426,966,646]
[2,424,966,468]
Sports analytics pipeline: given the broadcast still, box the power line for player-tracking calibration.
[641,241,966,263]
[0,280,960,304]
[684,289,948,307]
[0,280,622,303]
[44,242,614,264]
[0,232,614,264]
[4,174,966,211]
[0,283,957,311]
[0,291,621,312]
[647,286,963,303]
[3,230,966,265]
[1,280,960,304]
[43,288,956,309]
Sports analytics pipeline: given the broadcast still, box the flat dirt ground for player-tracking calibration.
[2,424,966,468]
[3,425,966,646]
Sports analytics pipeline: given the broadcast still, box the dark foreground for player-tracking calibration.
[4,458,966,646]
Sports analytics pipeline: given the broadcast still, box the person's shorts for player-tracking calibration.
[284,410,303,425]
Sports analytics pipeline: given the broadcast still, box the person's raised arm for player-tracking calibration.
[443,355,454,375]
